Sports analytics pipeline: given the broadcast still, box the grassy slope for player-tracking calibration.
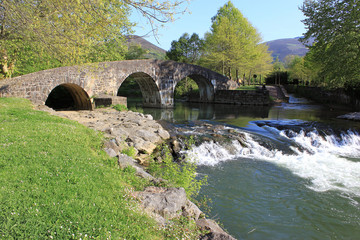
[0,98,170,239]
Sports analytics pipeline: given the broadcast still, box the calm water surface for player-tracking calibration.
[129,96,360,239]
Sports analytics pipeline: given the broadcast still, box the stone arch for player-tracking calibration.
[118,72,161,108]
[175,73,215,102]
[45,83,92,110]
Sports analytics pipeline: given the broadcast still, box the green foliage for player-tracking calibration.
[129,106,144,114]
[174,77,199,99]
[166,33,204,64]
[112,104,128,112]
[300,0,360,89]
[125,44,149,60]
[117,77,142,98]
[121,146,137,158]
[0,0,190,78]
[236,85,258,91]
[200,1,272,79]
[149,143,207,200]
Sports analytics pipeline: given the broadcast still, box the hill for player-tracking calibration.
[265,37,311,62]
[126,35,167,60]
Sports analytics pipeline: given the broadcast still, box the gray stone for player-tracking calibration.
[182,200,203,220]
[104,148,117,158]
[134,187,188,220]
[136,129,161,143]
[338,112,360,121]
[197,219,236,240]
[157,128,171,140]
[117,153,137,168]
[133,138,157,154]
[118,154,156,180]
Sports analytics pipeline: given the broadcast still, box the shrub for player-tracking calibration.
[149,142,207,200]
[112,104,128,111]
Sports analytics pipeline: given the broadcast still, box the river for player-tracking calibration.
[128,95,360,240]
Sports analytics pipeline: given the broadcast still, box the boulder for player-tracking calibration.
[133,137,157,154]
[104,148,117,158]
[197,219,236,240]
[134,187,188,220]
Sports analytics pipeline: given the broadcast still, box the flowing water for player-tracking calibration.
[128,96,360,239]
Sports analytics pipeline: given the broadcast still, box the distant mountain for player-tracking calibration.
[126,35,166,60]
[265,37,312,62]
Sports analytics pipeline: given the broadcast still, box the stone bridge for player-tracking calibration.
[0,59,235,109]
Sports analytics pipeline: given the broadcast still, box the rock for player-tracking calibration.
[133,137,157,154]
[157,128,170,140]
[134,187,188,220]
[171,139,182,153]
[182,200,203,220]
[145,114,153,120]
[200,232,237,240]
[136,129,161,143]
[117,153,137,168]
[104,148,117,158]
[118,154,157,181]
[104,140,119,152]
[337,112,360,121]
[197,219,236,240]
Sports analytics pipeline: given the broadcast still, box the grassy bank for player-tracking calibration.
[0,98,197,239]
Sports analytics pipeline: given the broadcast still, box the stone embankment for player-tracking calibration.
[35,104,236,240]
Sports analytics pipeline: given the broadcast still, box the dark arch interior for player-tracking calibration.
[45,83,92,110]
[176,74,214,102]
[174,76,199,101]
[118,72,161,107]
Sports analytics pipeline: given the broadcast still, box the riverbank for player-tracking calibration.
[0,98,235,239]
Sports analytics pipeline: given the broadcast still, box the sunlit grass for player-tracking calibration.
[235,85,259,91]
[0,98,176,239]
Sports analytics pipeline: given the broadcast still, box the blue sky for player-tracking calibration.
[130,0,306,51]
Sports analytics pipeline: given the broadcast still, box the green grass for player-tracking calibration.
[112,104,128,112]
[235,85,259,91]
[0,98,199,239]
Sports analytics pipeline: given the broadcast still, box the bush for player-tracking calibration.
[148,141,207,200]
[121,146,137,158]
[112,104,128,111]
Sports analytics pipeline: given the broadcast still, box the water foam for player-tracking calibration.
[187,129,360,196]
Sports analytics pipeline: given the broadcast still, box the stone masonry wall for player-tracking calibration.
[214,90,270,105]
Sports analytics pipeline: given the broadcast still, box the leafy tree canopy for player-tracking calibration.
[200,1,272,80]
[166,33,204,64]
[301,0,360,89]
[0,0,190,78]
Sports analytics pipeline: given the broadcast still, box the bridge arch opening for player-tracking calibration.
[45,83,92,110]
[175,74,214,103]
[117,72,161,108]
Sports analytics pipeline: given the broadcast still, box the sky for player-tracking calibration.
[130,0,307,51]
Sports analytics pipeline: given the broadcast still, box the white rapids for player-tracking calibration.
[186,128,360,197]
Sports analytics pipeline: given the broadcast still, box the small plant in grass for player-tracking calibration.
[148,140,207,200]
[121,146,137,158]
[236,85,258,91]
[112,104,128,111]
[129,106,144,113]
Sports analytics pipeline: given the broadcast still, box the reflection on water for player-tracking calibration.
[128,95,360,129]
[128,99,271,123]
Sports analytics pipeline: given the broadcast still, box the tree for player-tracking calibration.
[0,0,190,78]
[166,33,204,64]
[300,0,360,89]
[200,1,272,81]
